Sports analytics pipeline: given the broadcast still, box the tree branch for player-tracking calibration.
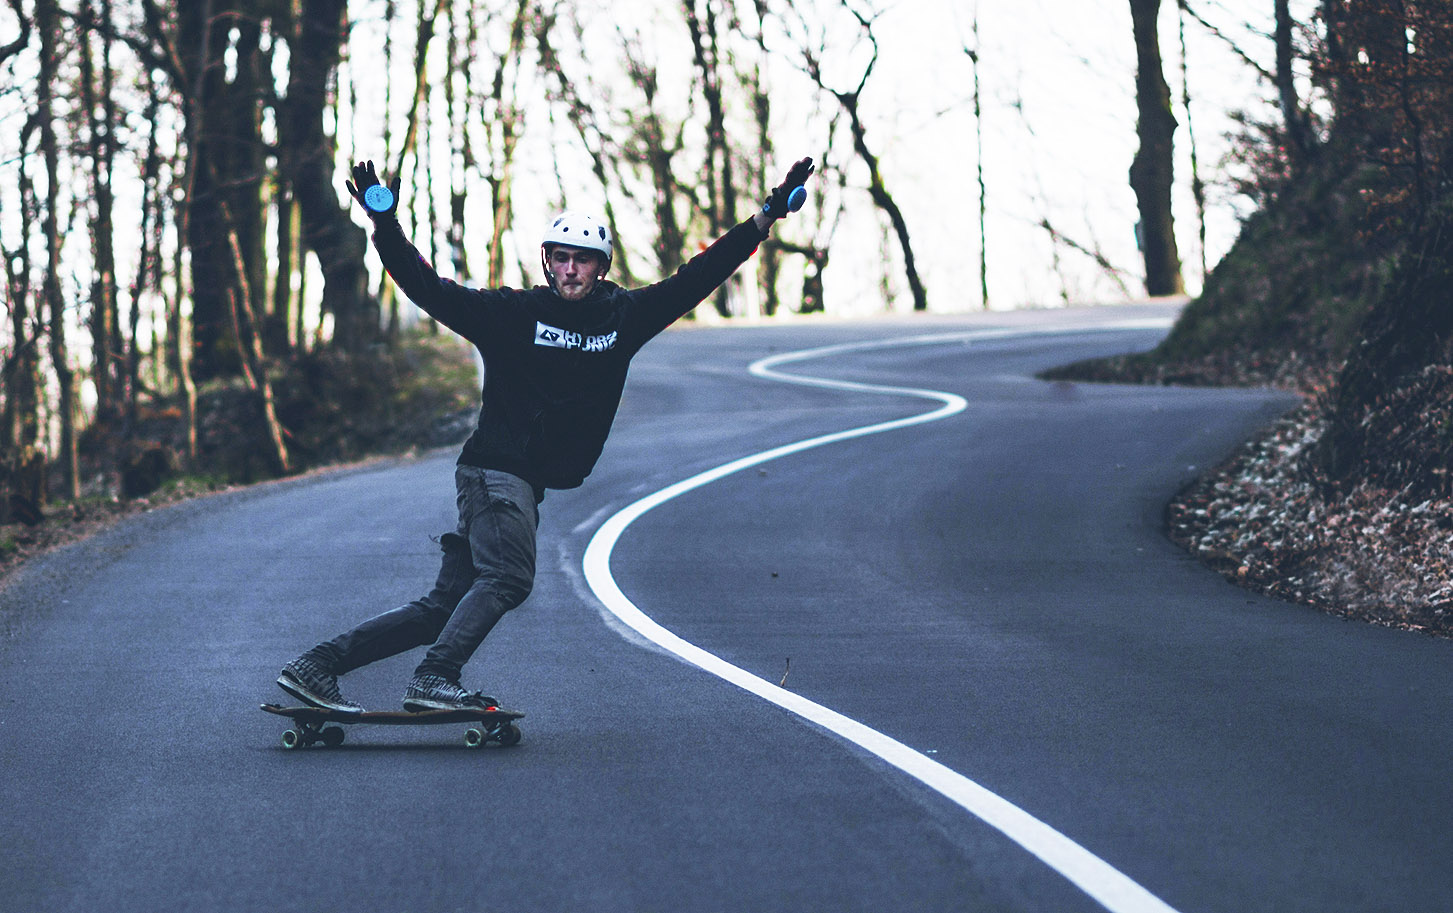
[0,0,30,66]
[1177,0,1273,83]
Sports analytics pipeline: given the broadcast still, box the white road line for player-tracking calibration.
[582,323,1181,913]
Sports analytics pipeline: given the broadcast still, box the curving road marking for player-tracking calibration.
[582,323,1180,913]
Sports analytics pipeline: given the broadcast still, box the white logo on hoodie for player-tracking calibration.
[535,321,616,353]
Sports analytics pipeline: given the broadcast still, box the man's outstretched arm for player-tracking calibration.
[345,160,492,339]
[630,156,818,339]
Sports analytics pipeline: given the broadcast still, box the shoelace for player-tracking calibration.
[409,676,496,708]
[292,662,346,701]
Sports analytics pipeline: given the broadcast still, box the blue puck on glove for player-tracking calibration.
[363,184,395,214]
[787,185,807,212]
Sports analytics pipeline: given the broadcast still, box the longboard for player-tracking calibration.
[260,703,524,750]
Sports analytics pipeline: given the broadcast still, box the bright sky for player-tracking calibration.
[855,0,1297,311]
[441,0,1306,314]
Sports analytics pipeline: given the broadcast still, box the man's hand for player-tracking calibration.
[760,157,816,220]
[345,160,401,217]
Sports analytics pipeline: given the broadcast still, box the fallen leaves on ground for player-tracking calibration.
[1168,403,1453,637]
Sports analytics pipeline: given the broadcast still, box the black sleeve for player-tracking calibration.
[624,217,769,345]
[370,216,500,341]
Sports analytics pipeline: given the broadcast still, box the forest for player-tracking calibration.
[4,0,954,521]
[1,0,1451,585]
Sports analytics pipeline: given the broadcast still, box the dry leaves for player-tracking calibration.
[1168,403,1453,637]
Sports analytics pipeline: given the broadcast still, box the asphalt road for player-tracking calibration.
[5,305,1453,913]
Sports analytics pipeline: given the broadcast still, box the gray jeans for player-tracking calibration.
[310,466,540,682]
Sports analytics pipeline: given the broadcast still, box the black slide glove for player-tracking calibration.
[761,157,815,219]
[345,160,401,218]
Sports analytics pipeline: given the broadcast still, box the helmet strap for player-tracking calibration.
[540,246,557,292]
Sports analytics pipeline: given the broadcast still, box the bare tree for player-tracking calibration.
[174,1,271,380]
[479,0,532,287]
[1,0,40,523]
[38,0,79,500]
[1128,0,1185,296]
[125,71,165,431]
[79,0,123,437]
[1274,0,1315,166]
[2,115,45,524]
[682,0,738,237]
[792,0,928,311]
[1175,0,1207,280]
[1,0,1005,516]
[445,0,468,289]
[146,0,287,470]
[209,159,292,476]
[964,13,988,309]
[280,0,379,353]
[534,5,635,285]
[744,0,780,314]
[619,29,688,279]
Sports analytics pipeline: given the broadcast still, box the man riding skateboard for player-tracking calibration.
[277,156,816,713]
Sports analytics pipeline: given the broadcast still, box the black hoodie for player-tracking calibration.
[370,215,768,491]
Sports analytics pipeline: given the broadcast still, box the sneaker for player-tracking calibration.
[278,655,363,713]
[403,673,499,712]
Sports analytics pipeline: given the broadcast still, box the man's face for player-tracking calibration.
[547,245,605,301]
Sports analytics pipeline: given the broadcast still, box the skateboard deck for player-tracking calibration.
[260,703,524,750]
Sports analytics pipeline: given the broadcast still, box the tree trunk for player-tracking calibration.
[798,3,928,312]
[1176,0,1207,279]
[843,100,929,311]
[483,0,531,288]
[2,116,45,524]
[178,0,270,380]
[37,0,79,501]
[1275,0,1315,166]
[1128,0,1185,296]
[746,5,776,316]
[621,35,687,279]
[771,238,830,314]
[271,178,296,353]
[169,203,198,465]
[126,72,164,431]
[684,0,739,315]
[170,149,199,465]
[80,0,123,436]
[281,0,378,353]
[444,1,466,291]
[210,163,292,476]
[683,0,737,234]
[966,20,988,308]
[137,0,199,461]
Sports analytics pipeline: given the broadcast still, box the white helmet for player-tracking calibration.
[541,211,613,269]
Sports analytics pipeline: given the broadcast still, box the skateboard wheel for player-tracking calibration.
[281,729,303,750]
[321,727,345,748]
[498,723,522,747]
[465,728,484,749]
